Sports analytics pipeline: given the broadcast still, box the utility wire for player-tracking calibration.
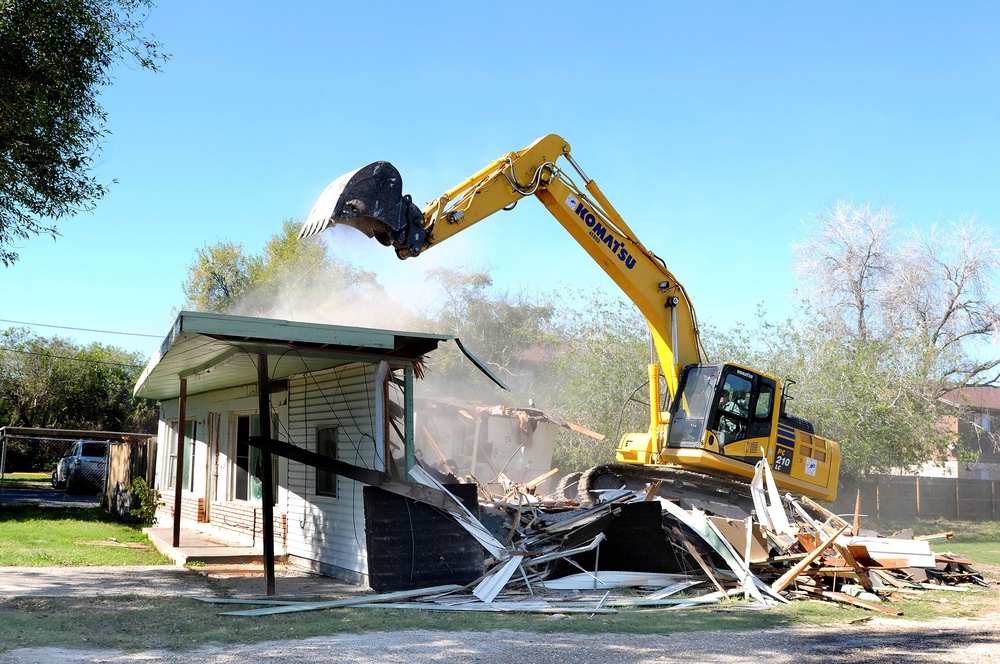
[0,318,162,339]
[0,347,146,369]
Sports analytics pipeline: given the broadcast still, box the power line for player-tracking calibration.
[0,318,162,339]
[0,347,146,369]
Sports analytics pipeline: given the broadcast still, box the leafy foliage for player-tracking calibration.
[416,267,555,401]
[545,291,651,471]
[0,0,165,265]
[181,220,383,319]
[181,242,261,314]
[129,476,162,527]
[0,327,156,432]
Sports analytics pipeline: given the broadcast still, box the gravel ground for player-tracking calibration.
[2,618,999,664]
[1,566,998,663]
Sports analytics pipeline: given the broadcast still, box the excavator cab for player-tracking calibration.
[655,362,839,502]
[668,363,776,460]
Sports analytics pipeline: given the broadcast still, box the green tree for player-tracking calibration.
[416,267,555,401]
[180,220,382,318]
[0,327,155,432]
[545,291,651,472]
[0,327,156,469]
[0,0,165,265]
[181,241,261,314]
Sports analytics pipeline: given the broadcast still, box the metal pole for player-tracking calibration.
[257,353,276,596]
[0,430,7,507]
[172,378,187,548]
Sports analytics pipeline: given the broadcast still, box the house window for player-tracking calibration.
[316,426,339,498]
[234,414,277,504]
[981,414,991,433]
[166,420,196,491]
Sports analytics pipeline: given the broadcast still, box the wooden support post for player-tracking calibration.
[257,353,276,597]
[172,378,187,548]
[955,476,961,520]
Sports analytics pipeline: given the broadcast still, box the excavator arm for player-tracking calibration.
[299,134,707,401]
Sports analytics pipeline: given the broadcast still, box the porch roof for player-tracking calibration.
[134,311,469,401]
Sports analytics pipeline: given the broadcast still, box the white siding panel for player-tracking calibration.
[286,362,378,577]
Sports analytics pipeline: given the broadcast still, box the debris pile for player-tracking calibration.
[202,459,989,618]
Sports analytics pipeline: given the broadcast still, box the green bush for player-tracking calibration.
[130,477,162,527]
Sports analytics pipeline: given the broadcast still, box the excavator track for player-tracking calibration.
[577,463,754,520]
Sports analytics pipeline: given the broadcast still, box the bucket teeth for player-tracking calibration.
[299,161,405,240]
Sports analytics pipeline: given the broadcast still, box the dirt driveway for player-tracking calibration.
[1,566,998,663]
[3,618,999,664]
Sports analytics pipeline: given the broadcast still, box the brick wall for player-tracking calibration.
[209,501,287,548]
[159,491,206,522]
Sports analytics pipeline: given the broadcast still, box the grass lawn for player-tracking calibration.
[0,505,171,566]
[1,471,50,485]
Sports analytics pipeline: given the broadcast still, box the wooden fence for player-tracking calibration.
[830,475,1000,522]
[105,437,157,519]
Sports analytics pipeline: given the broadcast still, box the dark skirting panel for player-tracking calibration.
[364,483,484,592]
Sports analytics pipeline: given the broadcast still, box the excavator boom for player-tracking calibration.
[300,134,704,397]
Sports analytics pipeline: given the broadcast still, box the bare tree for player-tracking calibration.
[794,202,1000,390]
[889,218,1000,392]
[793,200,896,343]
[784,201,1000,476]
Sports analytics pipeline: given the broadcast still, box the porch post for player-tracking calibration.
[172,377,187,548]
[257,353,276,596]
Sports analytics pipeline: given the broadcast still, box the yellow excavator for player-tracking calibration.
[299,134,840,514]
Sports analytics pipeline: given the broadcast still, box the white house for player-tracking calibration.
[133,311,496,584]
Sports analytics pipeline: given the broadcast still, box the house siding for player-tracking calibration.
[153,383,290,551]
[286,362,379,582]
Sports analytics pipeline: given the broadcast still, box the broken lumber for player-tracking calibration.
[771,523,849,593]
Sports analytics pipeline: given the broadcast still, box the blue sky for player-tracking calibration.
[4,1,999,359]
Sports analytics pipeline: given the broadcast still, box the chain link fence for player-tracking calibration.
[0,427,153,508]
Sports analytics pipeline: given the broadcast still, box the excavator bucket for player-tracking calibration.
[298,161,428,255]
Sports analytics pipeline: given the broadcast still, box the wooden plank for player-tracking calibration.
[671,525,725,594]
[815,590,903,615]
[799,495,853,531]
[832,541,875,592]
[525,467,559,491]
[248,435,452,509]
[771,523,849,593]
[869,569,917,589]
[663,501,780,604]
[853,488,862,536]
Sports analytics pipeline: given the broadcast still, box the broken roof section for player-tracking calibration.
[134,311,506,400]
